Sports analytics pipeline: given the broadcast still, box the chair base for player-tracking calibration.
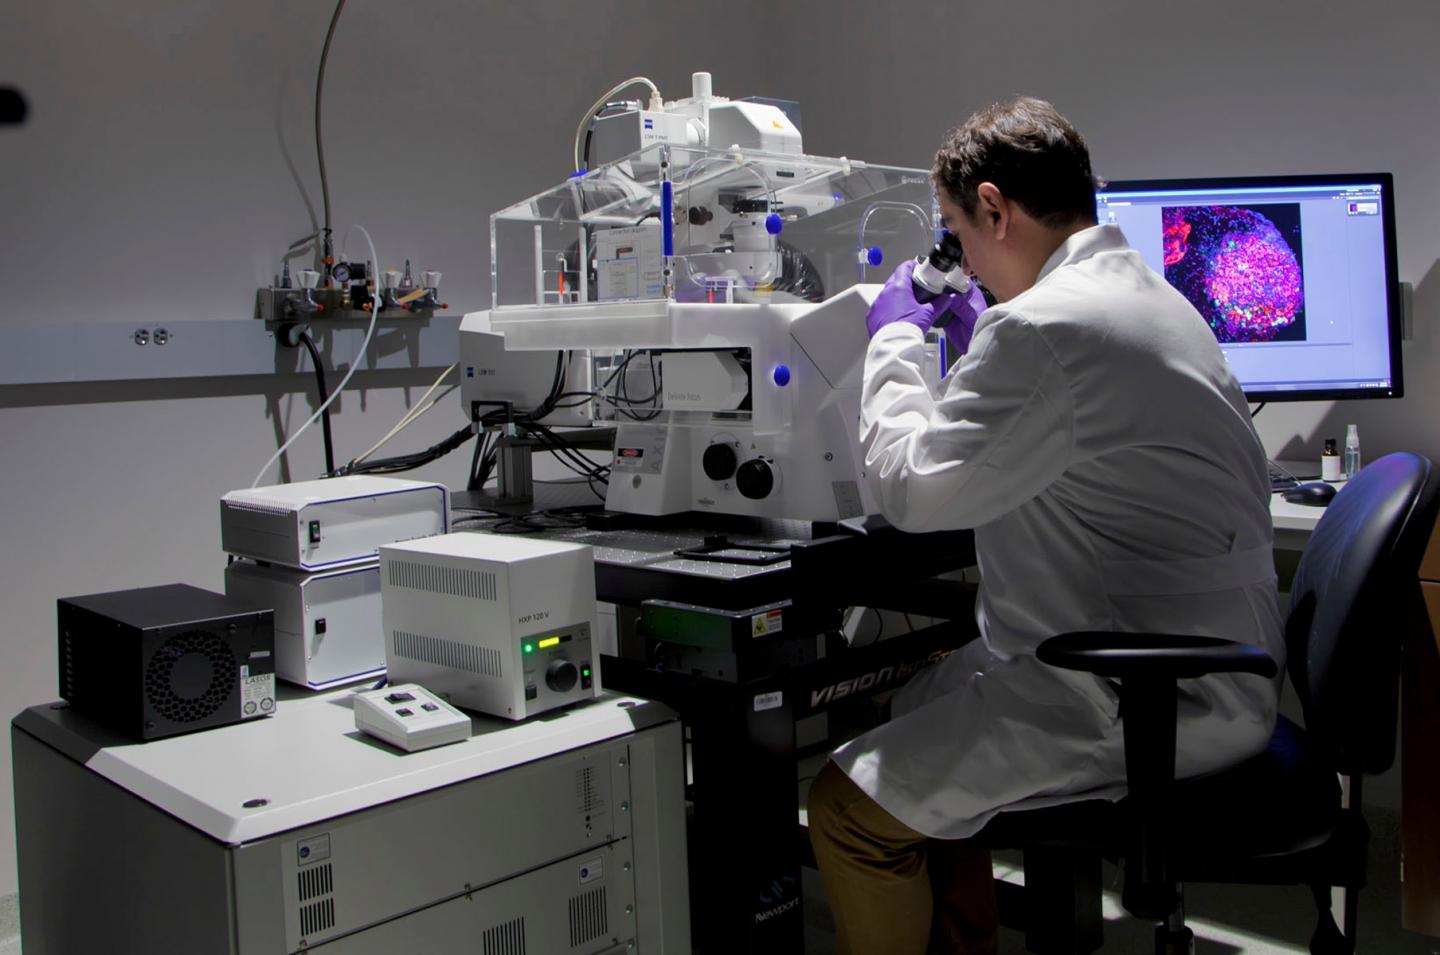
[1021,848,1104,955]
[1308,883,1355,955]
[1156,923,1194,955]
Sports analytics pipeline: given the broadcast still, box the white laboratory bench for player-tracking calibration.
[12,687,690,955]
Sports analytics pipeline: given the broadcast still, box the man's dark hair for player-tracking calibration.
[931,96,1098,229]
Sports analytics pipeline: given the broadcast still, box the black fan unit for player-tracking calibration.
[58,584,275,740]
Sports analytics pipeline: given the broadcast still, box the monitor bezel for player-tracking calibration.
[1096,171,1403,403]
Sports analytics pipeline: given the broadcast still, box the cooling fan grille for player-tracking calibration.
[144,629,237,724]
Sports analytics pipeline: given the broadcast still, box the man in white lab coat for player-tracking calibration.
[808,97,1284,954]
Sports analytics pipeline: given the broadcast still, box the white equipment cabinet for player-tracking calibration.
[220,476,449,571]
[224,559,386,690]
[13,690,689,954]
[381,534,601,720]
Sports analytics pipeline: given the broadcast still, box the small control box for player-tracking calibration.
[352,683,471,752]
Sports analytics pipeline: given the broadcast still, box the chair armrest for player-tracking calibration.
[1037,632,1278,681]
[1037,632,1278,921]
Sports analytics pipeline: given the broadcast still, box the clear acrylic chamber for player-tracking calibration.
[490,143,937,311]
[483,143,939,521]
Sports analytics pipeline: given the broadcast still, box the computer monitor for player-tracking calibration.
[1095,173,1402,402]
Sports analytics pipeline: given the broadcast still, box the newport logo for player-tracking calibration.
[755,897,800,923]
[755,875,799,924]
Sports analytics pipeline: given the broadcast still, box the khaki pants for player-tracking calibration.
[808,761,998,955]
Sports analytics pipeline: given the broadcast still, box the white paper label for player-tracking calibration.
[241,672,276,719]
[754,691,783,712]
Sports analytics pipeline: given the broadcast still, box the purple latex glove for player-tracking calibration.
[940,282,989,356]
[865,260,958,337]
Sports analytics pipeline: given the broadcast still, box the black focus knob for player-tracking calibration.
[702,443,739,481]
[735,459,775,500]
[546,659,579,693]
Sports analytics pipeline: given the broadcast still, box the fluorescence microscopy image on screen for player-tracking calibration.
[1162,203,1306,343]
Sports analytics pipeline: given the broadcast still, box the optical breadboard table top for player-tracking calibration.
[456,523,813,581]
[15,690,672,845]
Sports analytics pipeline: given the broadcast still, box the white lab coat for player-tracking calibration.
[832,225,1284,839]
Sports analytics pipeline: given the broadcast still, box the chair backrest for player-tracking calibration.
[1285,451,1440,776]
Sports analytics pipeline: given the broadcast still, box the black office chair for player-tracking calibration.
[976,451,1440,955]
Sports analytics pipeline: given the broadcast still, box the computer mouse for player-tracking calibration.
[1282,481,1337,506]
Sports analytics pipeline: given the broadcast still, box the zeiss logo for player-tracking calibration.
[643,118,654,130]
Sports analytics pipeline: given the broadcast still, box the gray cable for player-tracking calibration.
[315,0,348,238]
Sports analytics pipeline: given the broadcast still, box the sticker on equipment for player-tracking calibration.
[754,691,783,712]
[240,672,276,719]
[751,609,784,637]
[578,857,604,884]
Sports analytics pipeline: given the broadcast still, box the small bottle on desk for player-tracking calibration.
[1343,424,1362,480]
[1321,438,1342,482]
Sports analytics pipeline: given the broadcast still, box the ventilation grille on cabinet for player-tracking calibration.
[386,559,497,600]
[298,862,333,901]
[576,765,602,814]
[392,630,502,676]
[222,497,293,516]
[299,898,335,937]
[483,916,527,955]
[144,629,237,724]
[59,632,76,699]
[297,862,336,938]
[568,887,608,948]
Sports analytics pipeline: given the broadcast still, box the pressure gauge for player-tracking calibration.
[330,262,352,284]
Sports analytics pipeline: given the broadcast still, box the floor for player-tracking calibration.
[800,807,1440,954]
[0,894,17,955]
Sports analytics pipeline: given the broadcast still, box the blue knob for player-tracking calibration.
[866,246,884,267]
[765,213,783,235]
[772,364,791,387]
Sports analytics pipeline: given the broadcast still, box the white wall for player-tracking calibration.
[0,0,786,897]
[766,0,1440,465]
[2,0,1436,898]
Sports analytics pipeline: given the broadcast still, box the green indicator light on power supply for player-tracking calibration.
[522,642,535,655]
[582,668,592,677]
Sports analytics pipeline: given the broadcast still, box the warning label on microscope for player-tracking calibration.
[751,609,784,637]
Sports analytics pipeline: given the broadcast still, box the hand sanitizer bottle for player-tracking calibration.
[1343,424,1361,480]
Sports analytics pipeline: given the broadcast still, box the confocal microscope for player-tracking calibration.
[461,72,944,522]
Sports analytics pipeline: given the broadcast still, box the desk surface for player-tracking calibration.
[1271,491,1327,532]
[1270,481,1345,534]
[14,690,672,845]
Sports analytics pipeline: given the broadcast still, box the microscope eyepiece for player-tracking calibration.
[913,232,971,304]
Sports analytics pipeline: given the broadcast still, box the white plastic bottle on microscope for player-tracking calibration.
[1342,424,1361,480]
